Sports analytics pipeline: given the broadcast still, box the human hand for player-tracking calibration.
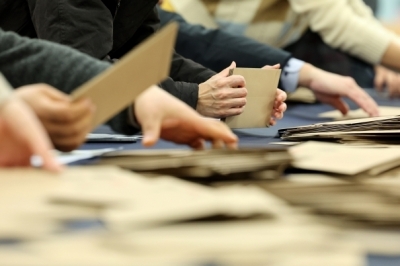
[15,84,96,152]
[197,62,247,118]
[262,64,287,126]
[134,86,238,149]
[298,64,379,116]
[374,65,400,98]
[0,96,61,171]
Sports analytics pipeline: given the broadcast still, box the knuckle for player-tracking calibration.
[242,88,248,97]
[216,91,228,99]
[62,112,74,122]
[215,79,226,88]
[69,124,83,136]
[344,77,356,86]
[236,108,245,115]
[217,109,227,117]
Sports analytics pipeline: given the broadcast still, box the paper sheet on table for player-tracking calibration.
[289,141,400,175]
[319,106,400,120]
[56,148,119,164]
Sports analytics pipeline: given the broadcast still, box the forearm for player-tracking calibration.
[289,0,397,65]
[159,78,199,109]
[171,52,215,84]
[158,8,292,73]
[0,30,139,135]
[381,39,400,72]
[0,30,111,92]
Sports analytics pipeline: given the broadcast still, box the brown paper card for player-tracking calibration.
[72,22,178,128]
[225,68,281,129]
[289,141,400,175]
[319,106,400,121]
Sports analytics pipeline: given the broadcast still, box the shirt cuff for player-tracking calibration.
[128,104,141,129]
[280,58,305,93]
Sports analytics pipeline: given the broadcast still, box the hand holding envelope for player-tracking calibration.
[225,65,284,129]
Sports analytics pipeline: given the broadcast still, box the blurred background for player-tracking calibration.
[375,0,400,22]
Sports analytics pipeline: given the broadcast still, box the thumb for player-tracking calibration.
[141,117,162,147]
[216,61,237,78]
[9,100,62,172]
[42,86,71,102]
[262,64,281,70]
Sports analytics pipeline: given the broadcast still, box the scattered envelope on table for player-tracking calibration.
[319,106,400,121]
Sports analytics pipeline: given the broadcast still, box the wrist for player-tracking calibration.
[298,63,316,88]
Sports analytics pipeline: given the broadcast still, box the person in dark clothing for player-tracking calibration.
[157,6,379,117]
[0,0,288,120]
[0,29,239,152]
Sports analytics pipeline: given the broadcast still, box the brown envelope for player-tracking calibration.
[72,22,178,128]
[225,68,281,129]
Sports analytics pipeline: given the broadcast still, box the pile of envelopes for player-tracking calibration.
[97,148,292,181]
[263,176,400,227]
[255,173,400,255]
[0,166,363,266]
[287,141,400,177]
[279,116,400,145]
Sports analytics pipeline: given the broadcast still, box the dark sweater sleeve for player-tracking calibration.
[0,30,138,135]
[158,8,292,87]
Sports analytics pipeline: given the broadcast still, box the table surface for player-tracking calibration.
[80,89,400,266]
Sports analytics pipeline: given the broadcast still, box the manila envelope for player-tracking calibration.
[71,22,178,128]
[225,68,281,129]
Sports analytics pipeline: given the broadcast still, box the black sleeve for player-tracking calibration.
[25,0,114,60]
[0,30,138,135]
[115,7,209,110]
[158,7,292,73]
[170,52,216,84]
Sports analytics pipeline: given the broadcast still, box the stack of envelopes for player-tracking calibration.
[288,141,400,177]
[278,116,400,145]
[0,166,363,266]
[263,178,400,227]
[97,148,292,181]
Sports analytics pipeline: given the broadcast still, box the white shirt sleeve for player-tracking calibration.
[280,58,305,93]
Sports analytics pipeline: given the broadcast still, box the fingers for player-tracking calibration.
[347,88,379,117]
[43,98,94,123]
[141,116,163,147]
[275,89,287,102]
[273,102,287,120]
[3,99,62,171]
[216,61,237,78]
[270,89,287,124]
[219,106,246,118]
[330,97,350,115]
[45,103,95,152]
[190,139,206,150]
[386,73,400,98]
[41,85,71,102]
[262,64,281,70]
[195,118,238,148]
[374,70,385,92]
[213,75,246,90]
[51,116,93,152]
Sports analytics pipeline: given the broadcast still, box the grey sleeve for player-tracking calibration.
[0,30,139,135]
